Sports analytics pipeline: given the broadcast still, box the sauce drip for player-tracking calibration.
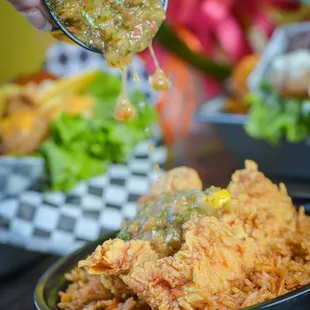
[147,142,159,173]
[132,64,141,83]
[52,0,171,121]
[153,163,160,173]
[114,67,137,121]
[148,143,155,152]
[148,45,171,91]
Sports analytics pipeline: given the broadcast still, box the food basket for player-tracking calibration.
[196,23,310,196]
[0,42,161,278]
[196,97,310,200]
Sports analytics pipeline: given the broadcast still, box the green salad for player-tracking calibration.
[41,72,157,191]
[245,81,310,145]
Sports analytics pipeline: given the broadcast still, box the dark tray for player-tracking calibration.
[196,99,310,199]
[34,220,310,310]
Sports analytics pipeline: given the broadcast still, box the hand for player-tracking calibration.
[7,0,52,32]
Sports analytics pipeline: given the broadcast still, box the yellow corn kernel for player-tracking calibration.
[206,188,232,209]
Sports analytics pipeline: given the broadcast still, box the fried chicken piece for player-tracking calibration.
[79,217,255,310]
[138,167,203,206]
[120,188,236,257]
[0,111,49,155]
[0,83,50,155]
[224,160,297,241]
[122,217,257,310]
[3,82,40,116]
[78,239,159,297]
[76,161,308,310]
[150,166,203,194]
[79,239,158,275]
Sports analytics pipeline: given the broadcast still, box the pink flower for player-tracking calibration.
[167,0,250,63]
[139,0,303,99]
[156,0,301,98]
[166,0,299,64]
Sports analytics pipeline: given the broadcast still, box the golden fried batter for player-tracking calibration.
[225,160,297,244]
[150,166,203,195]
[122,217,252,310]
[59,162,310,310]
[0,111,49,155]
[138,167,203,207]
[78,239,159,297]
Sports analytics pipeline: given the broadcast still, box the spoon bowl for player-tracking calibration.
[44,0,169,54]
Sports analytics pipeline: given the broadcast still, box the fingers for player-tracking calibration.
[8,0,40,11]
[7,0,52,32]
[22,7,52,32]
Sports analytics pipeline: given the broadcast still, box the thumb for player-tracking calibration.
[22,7,53,32]
[8,0,53,32]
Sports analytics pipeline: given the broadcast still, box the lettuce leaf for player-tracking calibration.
[41,140,106,191]
[245,83,310,145]
[41,71,158,191]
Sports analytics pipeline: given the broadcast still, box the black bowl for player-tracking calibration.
[34,221,310,310]
[34,232,116,310]
[44,0,169,54]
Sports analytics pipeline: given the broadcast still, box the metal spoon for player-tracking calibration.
[44,0,169,54]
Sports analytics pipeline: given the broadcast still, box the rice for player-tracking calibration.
[57,206,310,310]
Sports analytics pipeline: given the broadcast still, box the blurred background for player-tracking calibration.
[2,1,310,143]
[0,2,54,83]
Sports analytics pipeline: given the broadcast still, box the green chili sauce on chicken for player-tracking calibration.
[118,187,235,256]
[51,0,170,120]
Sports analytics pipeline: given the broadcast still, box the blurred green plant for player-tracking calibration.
[156,23,232,81]
[245,81,310,145]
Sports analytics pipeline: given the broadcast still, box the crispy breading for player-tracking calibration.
[0,111,49,155]
[71,161,310,310]
[138,167,203,206]
[79,217,253,310]
[122,217,253,310]
[78,239,159,297]
[224,160,297,244]
[150,166,203,195]
[79,239,159,275]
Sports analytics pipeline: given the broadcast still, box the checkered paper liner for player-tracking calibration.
[0,139,167,256]
[0,42,164,255]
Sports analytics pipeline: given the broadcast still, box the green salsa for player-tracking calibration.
[51,0,170,121]
[51,0,166,68]
[118,189,231,256]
